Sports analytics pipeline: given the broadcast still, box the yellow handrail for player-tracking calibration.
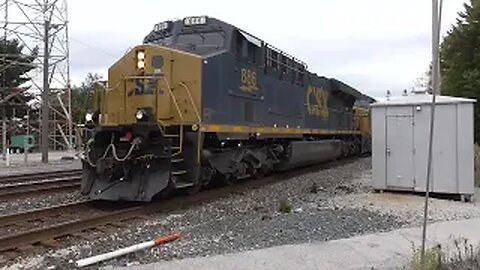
[161,77,184,121]
[160,76,184,157]
[179,81,201,123]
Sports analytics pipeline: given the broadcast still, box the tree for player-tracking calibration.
[0,38,38,119]
[440,0,480,141]
[71,73,103,124]
[413,68,432,92]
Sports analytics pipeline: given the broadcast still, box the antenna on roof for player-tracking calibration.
[402,89,408,96]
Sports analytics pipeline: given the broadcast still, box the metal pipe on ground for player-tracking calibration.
[75,232,181,267]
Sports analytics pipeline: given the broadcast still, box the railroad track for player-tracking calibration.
[0,169,82,200]
[0,169,82,185]
[0,158,359,252]
[0,201,142,252]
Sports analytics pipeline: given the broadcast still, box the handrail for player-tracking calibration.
[160,77,184,157]
[179,81,201,123]
[161,77,184,121]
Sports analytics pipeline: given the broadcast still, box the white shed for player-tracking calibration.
[371,93,476,200]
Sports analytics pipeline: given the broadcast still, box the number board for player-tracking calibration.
[239,68,259,93]
[306,86,329,119]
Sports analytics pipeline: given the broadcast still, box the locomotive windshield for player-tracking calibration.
[143,17,229,53]
[176,31,226,48]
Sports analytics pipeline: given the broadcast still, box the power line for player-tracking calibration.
[69,36,119,58]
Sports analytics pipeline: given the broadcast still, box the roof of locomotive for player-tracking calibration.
[143,16,374,103]
[143,17,235,55]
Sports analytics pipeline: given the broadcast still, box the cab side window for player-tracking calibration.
[234,30,261,64]
[235,32,248,58]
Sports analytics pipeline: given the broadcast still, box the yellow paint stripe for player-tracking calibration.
[200,124,361,135]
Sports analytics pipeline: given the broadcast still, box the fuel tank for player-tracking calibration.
[277,140,342,171]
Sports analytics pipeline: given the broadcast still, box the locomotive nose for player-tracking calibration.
[121,47,173,124]
[105,44,202,126]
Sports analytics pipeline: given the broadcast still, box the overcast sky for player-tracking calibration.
[68,0,467,98]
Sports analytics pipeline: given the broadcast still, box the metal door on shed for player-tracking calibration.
[386,107,415,189]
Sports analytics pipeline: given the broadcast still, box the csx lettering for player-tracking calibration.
[306,86,329,119]
[129,79,155,96]
[239,68,259,93]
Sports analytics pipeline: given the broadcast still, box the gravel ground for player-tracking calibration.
[0,190,85,216]
[2,157,479,270]
[326,172,480,226]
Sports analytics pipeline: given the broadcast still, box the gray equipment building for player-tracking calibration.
[371,93,475,201]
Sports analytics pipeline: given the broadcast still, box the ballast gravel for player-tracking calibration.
[0,161,84,216]
[2,157,480,270]
[0,191,85,216]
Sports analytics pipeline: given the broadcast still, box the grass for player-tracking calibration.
[278,199,292,214]
[410,239,480,270]
[411,245,442,270]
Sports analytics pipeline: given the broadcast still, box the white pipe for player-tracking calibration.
[76,232,180,267]
[76,240,154,267]
[5,147,9,166]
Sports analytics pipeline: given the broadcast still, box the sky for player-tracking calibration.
[67,0,468,99]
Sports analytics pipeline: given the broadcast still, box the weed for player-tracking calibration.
[278,199,292,214]
[411,245,442,270]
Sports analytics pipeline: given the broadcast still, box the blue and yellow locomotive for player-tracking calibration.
[81,16,373,201]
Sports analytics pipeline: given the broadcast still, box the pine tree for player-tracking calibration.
[0,38,38,118]
[440,0,480,141]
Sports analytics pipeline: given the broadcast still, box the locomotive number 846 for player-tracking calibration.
[81,16,373,202]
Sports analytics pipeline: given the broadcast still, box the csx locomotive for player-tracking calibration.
[81,16,373,201]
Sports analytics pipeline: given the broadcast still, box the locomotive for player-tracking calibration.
[81,16,373,201]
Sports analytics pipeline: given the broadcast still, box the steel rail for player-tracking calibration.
[0,176,81,200]
[0,169,82,184]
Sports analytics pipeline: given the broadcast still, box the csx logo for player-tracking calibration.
[128,79,156,96]
[239,68,259,93]
[306,86,329,119]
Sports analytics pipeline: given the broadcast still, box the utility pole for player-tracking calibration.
[1,0,7,159]
[1,0,71,161]
[41,18,50,163]
[420,0,443,264]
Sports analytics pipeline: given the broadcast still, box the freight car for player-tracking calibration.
[80,16,374,201]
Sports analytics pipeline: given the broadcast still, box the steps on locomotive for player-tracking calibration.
[171,159,194,188]
[165,125,195,189]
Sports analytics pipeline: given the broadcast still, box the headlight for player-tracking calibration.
[85,112,93,122]
[135,109,145,120]
[137,51,145,69]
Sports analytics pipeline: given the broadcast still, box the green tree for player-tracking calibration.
[440,0,480,141]
[0,38,38,118]
[71,73,103,124]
